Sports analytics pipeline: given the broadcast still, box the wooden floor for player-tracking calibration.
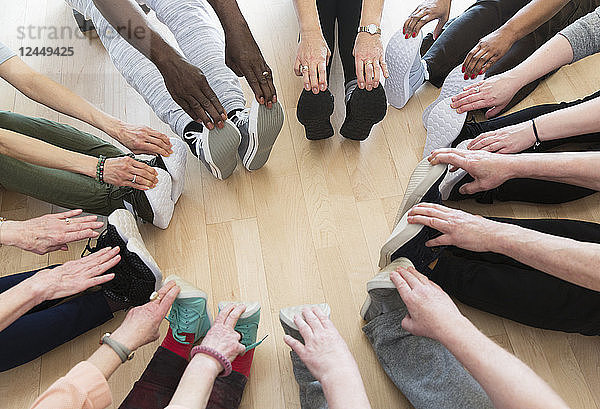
[1,0,599,408]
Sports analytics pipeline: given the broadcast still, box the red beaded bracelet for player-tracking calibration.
[190,345,232,377]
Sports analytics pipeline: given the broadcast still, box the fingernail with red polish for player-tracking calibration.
[405,34,410,39]
[403,28,405,34]
[464,74,469,80]
[471,74,476,79]
[461,66,465,73]
[479,70,483,75]
[412,32,416,38]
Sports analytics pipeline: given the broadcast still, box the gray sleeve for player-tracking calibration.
[0,42,16,65]
[559,6,600,63]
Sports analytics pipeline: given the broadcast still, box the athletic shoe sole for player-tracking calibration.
[241,100,284,171]
[378,210,425,269]
[144,167,175,229]
[218,301,261,319]
[108,209,144,244]
[439,139,471,200]
[164,275,212,338]
[126,237,163,292]
[279,303,331,330]
[359,257,414,320]
[394,158,448,227]
[422,65,482,128]
[384,30,422,109]
[423,96,467,158]
[297,90,335,140]
[200,120,241,180]
[162,137,187,203]
[340,86,387,140]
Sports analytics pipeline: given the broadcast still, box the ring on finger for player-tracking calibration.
[149,291,161,302]
[132,175,137,184]
[301,65,309,72]
[473,86,480,93]
[365,60,373,66]
[262,70,271,79]
[64,218,71,224]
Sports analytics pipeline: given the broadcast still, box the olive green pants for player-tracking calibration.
[0,110,134,216]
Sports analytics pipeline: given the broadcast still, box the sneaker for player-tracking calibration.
[439,139,471,200]
[296,89,335,140]
[423,96,467,158]
[218,302,263,351]
[340,86,387,141]
[158,138,187,203]
[384,30,425,109]
[183,121,241,180]
[72,9,95,34]
[232,101,285,171]
[378,208,445,270]
[422,65,482,128]
[393,158,447,227]
[360,258,413,322]
[279,303,331,341]
[123,167,174,229]
[164,275,211,343]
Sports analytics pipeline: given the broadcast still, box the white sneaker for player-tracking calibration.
[384,30,424,109]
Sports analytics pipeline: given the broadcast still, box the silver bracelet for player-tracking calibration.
[100,333,135,363]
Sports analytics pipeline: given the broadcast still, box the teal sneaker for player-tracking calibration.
[217,301,265,352]
[164,275,211,344]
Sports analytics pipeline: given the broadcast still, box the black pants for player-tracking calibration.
[428,217,600,336]
[315,0,362,84]
[449,89,600,204]
[422,0,599,110]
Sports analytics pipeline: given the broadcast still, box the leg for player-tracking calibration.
[423,0,528,87]
[205,372,247,409]
[0,266,67,314]
[67,0,192,137]
[336,0,362,85]
[316,0,337,80]
[362,308,493,409]
[427,217,600,336]
[0,291,113,371]
[143,0,245,115]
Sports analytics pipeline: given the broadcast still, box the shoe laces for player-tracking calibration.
[166,302,202,344]
[81,228,109,258]
[234,321,268,352]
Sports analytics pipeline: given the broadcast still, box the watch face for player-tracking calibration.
[368,24,377,34]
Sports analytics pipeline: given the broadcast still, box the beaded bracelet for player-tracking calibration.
[190,345,232,377]
[96,155,107,183]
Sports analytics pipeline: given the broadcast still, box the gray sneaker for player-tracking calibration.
[232,100,284,171]
[279,303,331,341]
[360,258,414,322]
[183,120,241,180]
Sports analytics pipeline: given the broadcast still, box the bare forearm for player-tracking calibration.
[0,277,46,331]
[293,0,322,34]
[205,0,249,34]
[500,0,569,42]
[169,354,220,408]
[534,96,600,142]
[359,0,384,26]
[86,345,123,380]
[490,220,600,291]
[321,366,372,409]
[0,129,97,178]
[441,319,568,409]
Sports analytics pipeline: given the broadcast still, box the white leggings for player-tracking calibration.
[68,0,246,137]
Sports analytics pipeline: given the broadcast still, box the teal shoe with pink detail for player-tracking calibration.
[217,301,267,352]
[164,275,212,344]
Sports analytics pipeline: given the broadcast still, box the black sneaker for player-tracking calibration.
[296,89,335,140]
[340,86,387,141]
[72,9,95,34]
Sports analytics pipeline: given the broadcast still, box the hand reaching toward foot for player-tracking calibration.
[295,31,331,93]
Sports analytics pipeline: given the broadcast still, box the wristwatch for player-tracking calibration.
[358,24,381,35]
[100,333,135,363]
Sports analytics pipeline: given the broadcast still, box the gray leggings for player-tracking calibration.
[67,0,246,137]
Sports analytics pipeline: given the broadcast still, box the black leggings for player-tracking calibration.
[422,0,599,111]
[315,0,362,84]
[428,217,600,336]
[449,90,600,204]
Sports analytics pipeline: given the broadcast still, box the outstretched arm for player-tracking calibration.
[353,0,388,90]
[391,266,569,409]
[0,56,171,156]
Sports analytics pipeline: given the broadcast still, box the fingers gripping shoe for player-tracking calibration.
[439,139,471,200]
[164,275,211,344]
[279,303,331,341]
[218,302,264,352]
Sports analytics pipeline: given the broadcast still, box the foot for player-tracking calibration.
[279,303,331,341]
[394,158,447,227]
[385,30,425,109]
[378,207,445,270]
[340,86,387,141]
[360,258,413,322]
[164,275,211,343]
[183,121,241,180]
[218,302,262,351]
[422,65,482,127]
[159,137,187,203]
[296,89,335,140]
[232,101,285,171]
[423,96,467,158]
[439,139,472,200]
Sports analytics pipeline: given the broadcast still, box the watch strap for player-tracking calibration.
[358,25,381,35]
[100,333,134,363]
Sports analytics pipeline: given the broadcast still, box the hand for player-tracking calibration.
[353,32,389,90]
[407,203,504,252]
[111,280,180,351]
[200,303,247,362]
[108,121,173,157]
[450,72,521,117]
[467,121,536,153]
[103,157,158,190]
[428,148,515,193]
[283,307,358,382]
[391,266,465,340]
[29,247,121,302]
[0,209,104,254]
[225,28,277,108]
[295,31,331,94]
[403,0,451,40]
[158,56,227,129]
[462,29,515,79]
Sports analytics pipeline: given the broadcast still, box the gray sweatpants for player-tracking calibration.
[290,308,493,408]
[67,0,246,137]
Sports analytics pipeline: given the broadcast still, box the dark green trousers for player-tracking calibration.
[0,110,134,216]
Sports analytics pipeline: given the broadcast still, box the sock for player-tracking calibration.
[344,79,358,103]
[231,348,254,377]
[409,55,426,94]
[161,328,195,360]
